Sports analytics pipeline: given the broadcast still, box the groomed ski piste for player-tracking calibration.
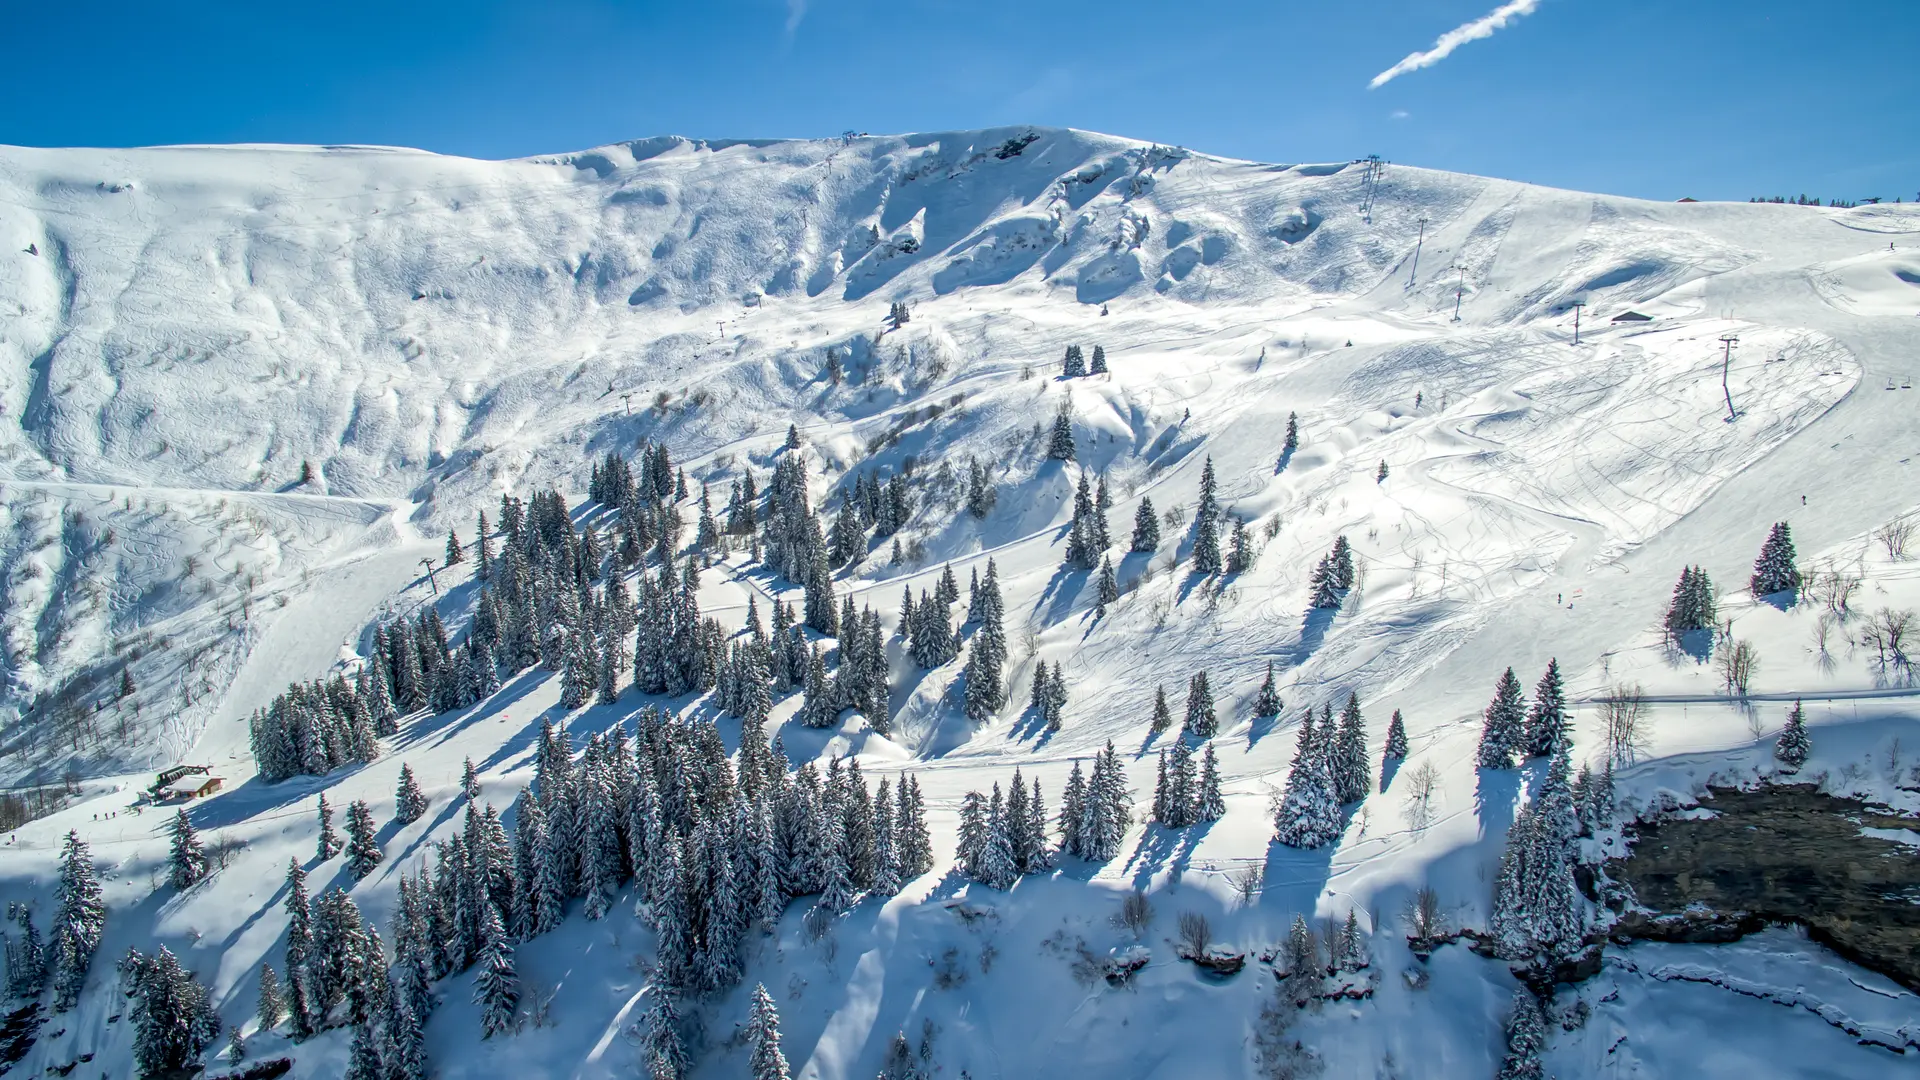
[1,126,1918,1078]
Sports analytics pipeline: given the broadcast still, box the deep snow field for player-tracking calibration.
[2,126,1919,1078]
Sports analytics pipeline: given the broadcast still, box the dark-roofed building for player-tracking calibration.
[1611,311,1653,323]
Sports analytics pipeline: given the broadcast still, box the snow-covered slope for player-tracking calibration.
[1,126,1918,1079]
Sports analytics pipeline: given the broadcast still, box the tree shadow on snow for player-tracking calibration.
[1035,563,1089,630]
[1124,820,1215,891]
[1378,754,1403,793]
[1755,588,1798,613]
[1246,707,1291,751]
[1291,607,1337,662]
[1256,837,1339,918]
[1473,767,1524,842]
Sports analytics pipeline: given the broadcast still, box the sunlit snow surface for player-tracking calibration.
[1,128,1918,1077]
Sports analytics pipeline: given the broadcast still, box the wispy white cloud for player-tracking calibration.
[785,0,808,37]
[1369,0,1543,89]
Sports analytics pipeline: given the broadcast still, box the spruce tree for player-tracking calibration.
[1046,403,1076,462]
[1272,712,1341,848]
[316,793,340,861]
[345,799,383,881]
[125,946,221,1076]
[1384,709,1409,760]
[1308,556,1342,610]
[1749,522,1801,596]
[1524,659,1569,758]
[747,983,792,1080]
[1477,668,1527,769]
[1090,344,1108,374]
[1283,412,1299,456]
[167,809,207,890]
[1149,685,1173,734]
[1775,699,1811,769]
[1131,498,1160,553]
[641,991,690,1080]
[396,763,428,824]
[1226,517,1252,573]
[1096,555,1119,611]
[1183,671,1217,738]
[4,903,46,1000]
[1331,692,1370,804]
[1253,662,1282,719]
[256,963,285,1031]
[1062,344,1087,378]
[1196,744,1225,822]
[50,831,104,1011]
[1191,457,1222,574]
[446,528,464,565]
[473,903,519,1038]
[1496,990,1547,1080]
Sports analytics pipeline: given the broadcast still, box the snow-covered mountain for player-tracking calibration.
[1,126,1918,1079]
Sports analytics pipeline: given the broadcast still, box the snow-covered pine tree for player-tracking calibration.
[396,763,427,824]
[1329,535,1354,591]
[1058,762,1087,857]
[1191,457,1222,574]
[1334,909,1367,971]
[1149,684,1173,733]
[1375,460,1388,484]
[800,644,837,728]
[1046,402,1076,462]
[1096,555,1119,611]
[1272,711,1342,849]
[897,775,933,880]
[1090,344,1108,374]
[1331,692,1370,805]
[975,784,1019,889]
[167,809,207,889]
[255,962,285,1031]
[1080,742,1134,861]
[1307,556,1342,610]
[641,991,690,1080]
[4,903,47,1000]
[1749,522,1801,596]
[1131,497,1160,552]
[1283,411,1300,455]
[473,902,519,1038]
[344,799,382,881]
[1183,671,1217,738]
[446,528,464,565]
[1775,699,1811,769]
[1062,344,1087,378]
[1496,989,1546,1080]
[1663,565,1717,640]
[50,831,104,1011]
[1044,662,1068,732]
[1151,751,1171,825]
[1477,668,1527,769]
[747,983,792,1080]
[124,945,221,1076]
[1384,709,1408,759]
[1196,744,1225,822]
[1225,516,1252,573]
[476,510,494,579]
[1524,658,1569,758]
[1253,662,1282,719]
[316,793,340,861]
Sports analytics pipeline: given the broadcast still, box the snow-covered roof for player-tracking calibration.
[162,775,221,795]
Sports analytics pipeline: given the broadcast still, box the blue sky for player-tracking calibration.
[2,0,1914,201]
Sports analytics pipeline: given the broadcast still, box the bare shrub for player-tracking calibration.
[1229,863,1265,906]
[1718,639,1758,697]
[1177,912,1213,957]
[1116,889,1155,938]
[1601,682,1649,766]
[1403,886,1446,941]
[1877,517,1916,560]
[1860,607,1916,668]
[1402,761,1441,830]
